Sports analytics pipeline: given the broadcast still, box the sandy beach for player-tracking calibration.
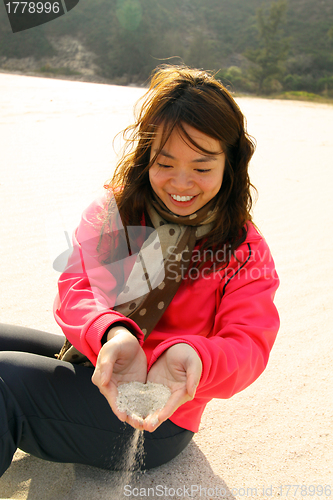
[0,73,332,500]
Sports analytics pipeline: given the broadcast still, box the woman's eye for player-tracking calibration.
[195,168,211,173]
[157,163,173,169]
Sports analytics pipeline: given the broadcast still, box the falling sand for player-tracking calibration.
[111,382,171,497]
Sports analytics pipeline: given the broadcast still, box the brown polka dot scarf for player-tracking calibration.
[57,194,218,364]
[113,194,218,340]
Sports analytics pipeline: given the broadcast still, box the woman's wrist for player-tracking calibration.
[102,323,137,345]
[107,326,133,342]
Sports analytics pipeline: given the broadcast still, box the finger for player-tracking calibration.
[100,361,114,386]
[92,362,112,388]
[142,412,162,432]
[92,345,118,387]
[186,370,200,399]
[98,382,128,423]
[126,414,145,431]
[143,389,188,431]
[100,391,146,429]
[91,364,104,388]
[185,355,202,398]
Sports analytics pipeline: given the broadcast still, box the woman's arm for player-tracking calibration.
[146,233,280,405]
[92,326,148,428]
[53,195,144,365]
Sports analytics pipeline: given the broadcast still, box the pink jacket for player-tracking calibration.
[54,195,280,432]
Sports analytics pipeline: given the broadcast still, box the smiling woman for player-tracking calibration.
[0,65,279,475]
[149,124,225,216]
[110,65,257,259]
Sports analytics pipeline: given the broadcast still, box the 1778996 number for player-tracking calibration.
[5,2,60,14]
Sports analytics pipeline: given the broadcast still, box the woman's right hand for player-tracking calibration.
[91,327,147,428]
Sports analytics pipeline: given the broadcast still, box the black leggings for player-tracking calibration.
[0,323,194,477]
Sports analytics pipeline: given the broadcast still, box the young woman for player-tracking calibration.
[0,66,279,474]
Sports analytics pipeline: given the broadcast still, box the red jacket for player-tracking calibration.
[54,195,280,432]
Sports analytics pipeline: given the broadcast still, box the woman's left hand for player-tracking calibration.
[143,343,202,432]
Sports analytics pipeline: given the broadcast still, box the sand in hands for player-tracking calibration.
[113,381,172,491]
[116,381,171,426]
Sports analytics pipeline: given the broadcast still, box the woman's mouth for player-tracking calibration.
[170,194,195,202]
[168,193,198,208]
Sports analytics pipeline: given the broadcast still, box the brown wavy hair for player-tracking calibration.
[103,65,256,266]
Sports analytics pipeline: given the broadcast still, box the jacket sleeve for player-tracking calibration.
[53,195,144,366]
[147,234,280,400]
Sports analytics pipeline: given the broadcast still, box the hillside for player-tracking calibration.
[0,0,332,94]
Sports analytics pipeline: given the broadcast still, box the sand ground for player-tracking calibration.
[0,73,332,500]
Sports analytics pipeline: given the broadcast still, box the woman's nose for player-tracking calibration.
[170,169,194,190]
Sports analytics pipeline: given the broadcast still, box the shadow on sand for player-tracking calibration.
[0,441,236,500]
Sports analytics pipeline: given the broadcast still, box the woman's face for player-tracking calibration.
[149,124,225,216]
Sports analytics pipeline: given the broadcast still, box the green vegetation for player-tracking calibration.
[0,0,333,97]
[245,0,290,94]
[280,91,324,100]
[39,65,81,75]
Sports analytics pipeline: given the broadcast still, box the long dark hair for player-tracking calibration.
[103,65,256,266]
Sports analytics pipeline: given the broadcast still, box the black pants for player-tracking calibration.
[0,323,194,477]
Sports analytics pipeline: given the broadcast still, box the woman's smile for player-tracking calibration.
[167,193,199,209]
[170,194,195,202]
[149,124,225,216]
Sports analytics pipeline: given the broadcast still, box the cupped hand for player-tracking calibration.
[143,343,202,432]
[92,328,147,428]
